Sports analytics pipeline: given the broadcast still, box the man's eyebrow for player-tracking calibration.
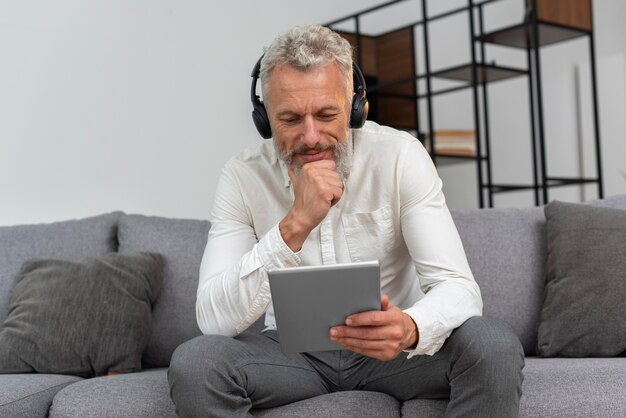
[275,110,300,119]
[276,105,342,116]
[317,105,342,112]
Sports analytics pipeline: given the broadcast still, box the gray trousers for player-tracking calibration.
[168,317,524,417]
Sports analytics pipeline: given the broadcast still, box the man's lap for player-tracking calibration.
[170,316,522,406]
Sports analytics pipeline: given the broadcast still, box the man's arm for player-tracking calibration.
[197,159,344,336]
[396,140,482,356]
[196,166,300,337]
[329,138,482,359]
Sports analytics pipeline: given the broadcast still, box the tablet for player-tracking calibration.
[268,260,381,353]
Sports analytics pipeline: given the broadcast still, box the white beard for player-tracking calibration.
[274,134,353,183]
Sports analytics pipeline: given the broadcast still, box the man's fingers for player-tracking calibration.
[381,294,390,311]
[346,308,390,327]
[329,331,403,361]
[287,166,296,183]
[332,324,403,341]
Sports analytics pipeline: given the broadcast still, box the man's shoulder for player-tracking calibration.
[355,121,422,154]
[225,139,278,171]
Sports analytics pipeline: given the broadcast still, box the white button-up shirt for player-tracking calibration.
[197,121,482,356]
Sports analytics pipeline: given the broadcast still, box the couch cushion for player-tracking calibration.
[0,212,120,324]
[451,206,546,355]
[254,391,401,417]
[520,357,626,417]
[400,398,447,417]
[400,357,626,418]
[117,214,210,367]
[0,374,82,417]
[0,252,164,377]
[537,201,626,357]
[49,368,176,418]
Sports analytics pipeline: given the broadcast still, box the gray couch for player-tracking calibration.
[1,194,625,418]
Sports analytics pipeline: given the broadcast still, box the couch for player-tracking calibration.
[1,194,624,418]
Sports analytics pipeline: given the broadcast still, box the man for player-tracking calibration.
[168,24,524,417]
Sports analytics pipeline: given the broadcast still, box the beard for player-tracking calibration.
[274,135,353,182]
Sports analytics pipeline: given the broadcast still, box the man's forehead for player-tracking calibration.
[264,64,347,105]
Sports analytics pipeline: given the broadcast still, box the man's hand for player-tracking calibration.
[329,294,419,361]
[279,160,343,252]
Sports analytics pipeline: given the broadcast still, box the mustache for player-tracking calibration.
[290,143,335,157]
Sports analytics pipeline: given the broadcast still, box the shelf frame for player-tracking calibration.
[325,0,604,208]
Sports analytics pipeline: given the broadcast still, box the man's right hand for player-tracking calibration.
[279,160,343,252]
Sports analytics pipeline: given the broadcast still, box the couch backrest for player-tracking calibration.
[0,213,120,325]
[451,206,545,354]
[3,194,624,364]
[117,214,210,368]
[451,193,626,355]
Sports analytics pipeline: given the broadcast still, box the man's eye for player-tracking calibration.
[280,117,301,124]
[318,113,337,120]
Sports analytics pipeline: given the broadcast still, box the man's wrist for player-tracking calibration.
[278,213,309,252]
[404,313,419,350]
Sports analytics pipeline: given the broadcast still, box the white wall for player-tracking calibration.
[0,0,385,226]
[1,0,624,226]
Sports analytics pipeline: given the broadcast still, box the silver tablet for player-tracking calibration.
[268,260,381,353]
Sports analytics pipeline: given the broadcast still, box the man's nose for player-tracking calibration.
[301,116,320,147]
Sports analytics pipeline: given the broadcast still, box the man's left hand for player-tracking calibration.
[329,294,418,361]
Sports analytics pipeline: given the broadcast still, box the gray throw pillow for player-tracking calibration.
[0,252,163,377]
[537,200,626,357]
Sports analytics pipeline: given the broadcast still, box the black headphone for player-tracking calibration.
[250,56,369,139]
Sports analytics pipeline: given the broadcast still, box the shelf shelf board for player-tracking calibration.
[432,150,478,158]
[484,183,539,193]
[482,177,599,194]
[431,63,526,84]
[477,20,589,49]
[545,177,599,187]
[430,152,483,166]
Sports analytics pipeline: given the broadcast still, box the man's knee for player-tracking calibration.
[457,316,523,355]
[442,317,524,415]
[168,334,235,387]
[448,317,525,381]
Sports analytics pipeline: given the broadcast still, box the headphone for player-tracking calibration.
[250,55,369,139]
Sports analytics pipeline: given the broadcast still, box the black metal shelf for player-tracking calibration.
[484,183,539,193]
[433,153,485,160]
[477,20,590,49]
[366,62,527,97]
[326,0,603,208]
[431,63,527,84]
[545,177,600,187]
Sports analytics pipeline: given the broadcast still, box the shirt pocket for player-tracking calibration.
[341,205,395,262]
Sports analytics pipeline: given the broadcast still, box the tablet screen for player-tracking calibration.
[268,260,381,352]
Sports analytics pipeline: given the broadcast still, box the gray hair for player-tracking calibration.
[259,25,354,102]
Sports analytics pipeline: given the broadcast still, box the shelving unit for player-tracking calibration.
[325,0,604,208]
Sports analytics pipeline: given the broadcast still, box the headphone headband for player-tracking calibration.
[250,56,369,139]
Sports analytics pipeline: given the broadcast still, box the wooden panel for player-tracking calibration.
[377,96,417,129]
[375,27,415,94]
[531,0,592,31]
[336,32,378,77]
[375,27,416,127]
[336,27,417,128]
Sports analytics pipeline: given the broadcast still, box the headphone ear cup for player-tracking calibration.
[350,96,369,129]
[252,102,272,139]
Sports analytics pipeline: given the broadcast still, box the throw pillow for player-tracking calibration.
[537,200,626,357]
[0,252,164,377]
